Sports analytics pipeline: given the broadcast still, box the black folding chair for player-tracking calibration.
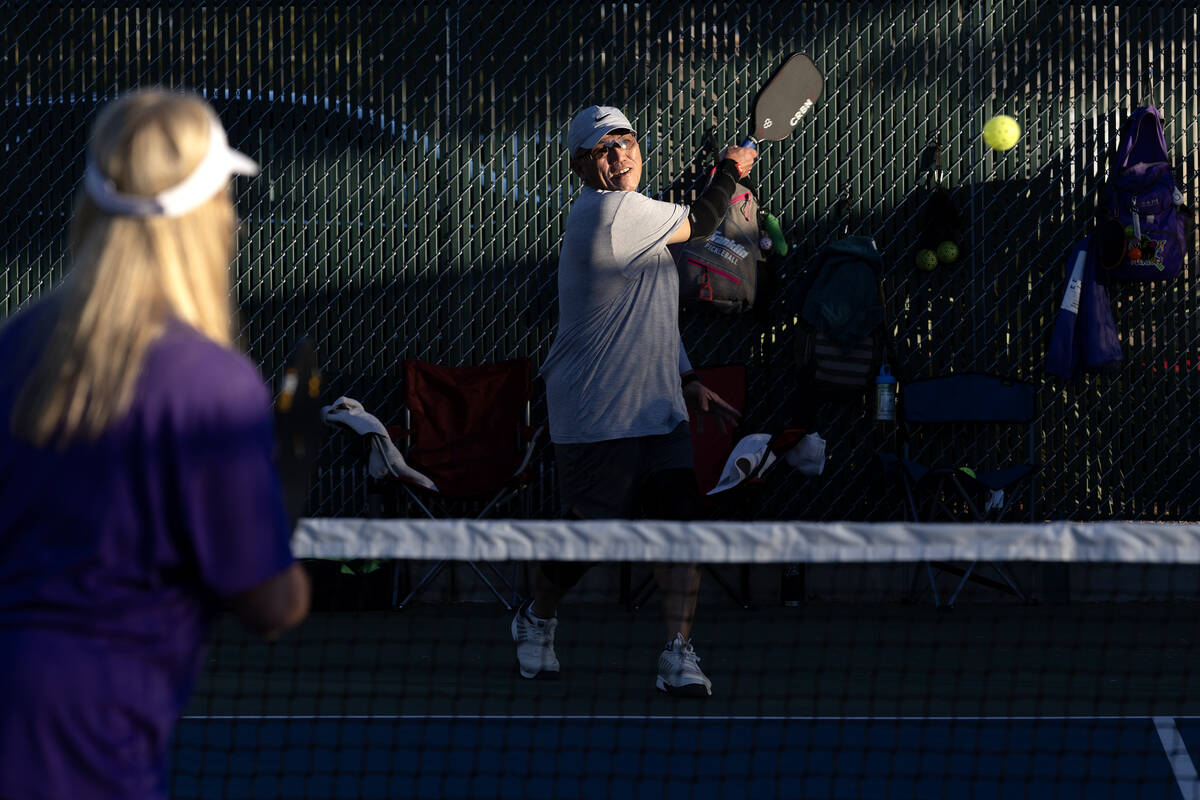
[879,373,1038,607]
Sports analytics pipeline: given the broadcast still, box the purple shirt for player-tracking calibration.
[0,311,295,799]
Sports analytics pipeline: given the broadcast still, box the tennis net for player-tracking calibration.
[173,519,1200,799]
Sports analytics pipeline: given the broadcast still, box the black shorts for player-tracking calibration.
[554,421,694,519]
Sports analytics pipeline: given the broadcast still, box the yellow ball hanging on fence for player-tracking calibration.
[936,241,959,264]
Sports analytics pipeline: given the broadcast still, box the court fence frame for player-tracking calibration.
[3,2,1200,522]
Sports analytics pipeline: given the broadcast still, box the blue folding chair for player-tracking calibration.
[879,373,1038,607]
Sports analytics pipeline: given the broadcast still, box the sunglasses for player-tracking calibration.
[586,134,638,160]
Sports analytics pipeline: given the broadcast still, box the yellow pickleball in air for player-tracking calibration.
[983,115,1020,151]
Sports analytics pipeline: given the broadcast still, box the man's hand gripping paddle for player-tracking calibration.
[741,53,824,149]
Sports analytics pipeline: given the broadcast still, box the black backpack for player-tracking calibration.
[792,235,887,396]
[674,176,761,314]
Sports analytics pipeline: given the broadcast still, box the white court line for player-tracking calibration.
[1155,717,1200,800]
[183,714,1200,722]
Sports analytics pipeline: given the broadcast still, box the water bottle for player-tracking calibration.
[762,213,789,256]
[875,364,896,421]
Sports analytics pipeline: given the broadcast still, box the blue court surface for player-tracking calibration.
[171,714,1198,799]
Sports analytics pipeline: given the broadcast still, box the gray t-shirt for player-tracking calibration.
[542,187,692,444]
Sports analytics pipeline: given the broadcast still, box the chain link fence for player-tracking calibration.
[3,2,1199,521]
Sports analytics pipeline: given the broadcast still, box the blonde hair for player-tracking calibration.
[12,89,238,446]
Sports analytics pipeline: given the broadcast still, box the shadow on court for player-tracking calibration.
[190,602,1200,718]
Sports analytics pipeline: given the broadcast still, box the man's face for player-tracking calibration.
[572,130,642,192]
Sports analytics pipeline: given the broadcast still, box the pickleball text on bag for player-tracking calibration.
[675,179,761,314]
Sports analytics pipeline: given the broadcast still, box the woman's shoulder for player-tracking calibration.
[141,322,271,415]
[0,294,62,346]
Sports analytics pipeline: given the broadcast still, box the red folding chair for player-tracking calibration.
[691,366,811,499]
[689,364,747,496]
[374,358,544,609]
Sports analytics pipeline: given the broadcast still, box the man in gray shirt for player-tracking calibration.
[513,105,755,697]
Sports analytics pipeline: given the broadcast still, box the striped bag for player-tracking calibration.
[795,326,883,395]
[791,235,888,397]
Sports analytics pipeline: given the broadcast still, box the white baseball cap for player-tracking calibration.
[783,432,827,477]
[566,105,634,154]
[707,434,776,495]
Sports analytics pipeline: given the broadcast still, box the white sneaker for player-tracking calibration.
[511,601,560,679]
[656,632,712,697]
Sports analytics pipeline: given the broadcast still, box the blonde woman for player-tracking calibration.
[0,89,309,799]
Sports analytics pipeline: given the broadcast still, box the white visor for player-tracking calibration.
[83,115,259,218]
